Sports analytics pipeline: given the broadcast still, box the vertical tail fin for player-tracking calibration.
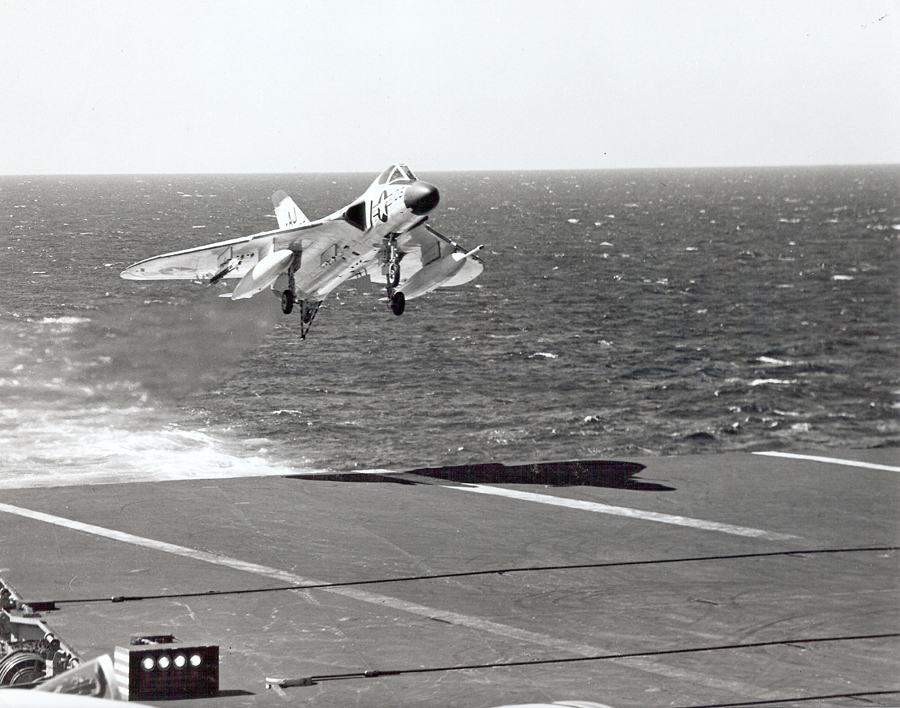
[272,190,311,230]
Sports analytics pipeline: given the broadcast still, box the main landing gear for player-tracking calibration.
[383,234,402,288]
[383,234,405,317]
[280,254,321,339]
[281,289,294,314]
[388,261,401,288]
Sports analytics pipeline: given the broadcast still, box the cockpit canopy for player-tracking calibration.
[376,163,418,185]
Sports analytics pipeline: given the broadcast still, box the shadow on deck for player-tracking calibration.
[288,459,674,491]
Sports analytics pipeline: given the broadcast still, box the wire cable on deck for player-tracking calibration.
[32,545,899,608]
[677,689,900,708]
[264,632,900,689]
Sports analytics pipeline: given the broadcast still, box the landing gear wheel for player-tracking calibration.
[390,291,406,316]
[281,290,294,314]
[388,261,401,288]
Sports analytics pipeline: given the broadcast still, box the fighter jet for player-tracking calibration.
[121,164,484,338]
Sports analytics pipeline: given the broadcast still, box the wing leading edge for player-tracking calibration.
[120,233,269,281]
[119,218,351,283]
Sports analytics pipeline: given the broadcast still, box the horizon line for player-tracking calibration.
[2,161,899,178]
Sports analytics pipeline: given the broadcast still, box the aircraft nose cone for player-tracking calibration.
[404,181,440,215]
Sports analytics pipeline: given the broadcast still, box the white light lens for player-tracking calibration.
[174,654,186,669]
[141,656,155,671]
[189,654,202,667]
[157,655,171,670]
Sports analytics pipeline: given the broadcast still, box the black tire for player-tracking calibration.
[388,261,401,288]
[391,291,405,316]
[281,290,294,314]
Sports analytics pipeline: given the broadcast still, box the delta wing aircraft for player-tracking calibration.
[121,164,484,338]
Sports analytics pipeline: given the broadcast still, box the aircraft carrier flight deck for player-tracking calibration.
[1,449,898,707]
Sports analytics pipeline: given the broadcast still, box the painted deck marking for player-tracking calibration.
[0,502,308,585]
[0,501,779,698]
[753,451,900,472]
[449,485,797,541]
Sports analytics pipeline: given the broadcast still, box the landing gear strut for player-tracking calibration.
[388,261,401,288]
[280,251,320,338]
[382,235,405,316]
[382,235,401,287]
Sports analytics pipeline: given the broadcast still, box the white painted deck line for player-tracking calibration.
[449,485,797,541]
[753,451,900,472]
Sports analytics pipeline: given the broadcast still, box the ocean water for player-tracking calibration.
[1,166,898,487]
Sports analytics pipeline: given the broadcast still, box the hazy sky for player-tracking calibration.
[1,0,898,174]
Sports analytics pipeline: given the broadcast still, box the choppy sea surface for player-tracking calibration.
[1,167,898,488]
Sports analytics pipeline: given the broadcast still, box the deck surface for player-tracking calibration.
[1,449,898,707]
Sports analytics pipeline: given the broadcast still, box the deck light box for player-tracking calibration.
[114,644,218,700]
